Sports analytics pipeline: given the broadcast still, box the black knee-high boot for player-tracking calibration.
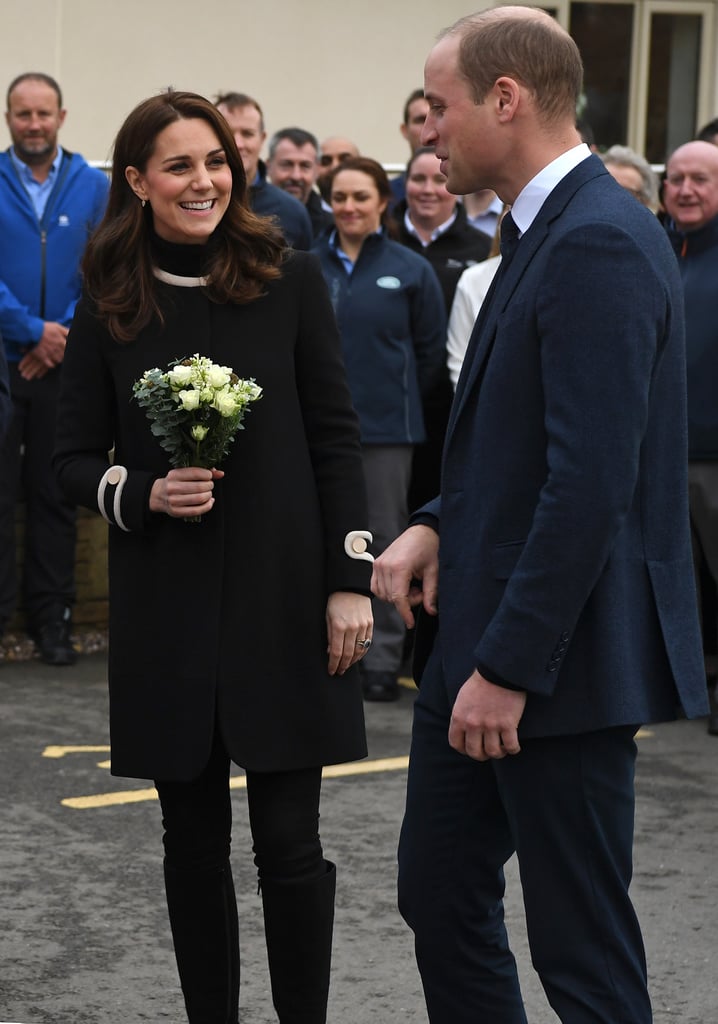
[164,860,240,1024]
[260,860,336,1024]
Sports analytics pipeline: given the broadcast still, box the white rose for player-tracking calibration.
[206,365,231,388]
[213,389,239,417]
[168,365,194,388]
[191,424,209,441]
[178,389,200,411]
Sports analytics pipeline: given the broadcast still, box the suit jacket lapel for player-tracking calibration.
[446,155,607,446]
[446,224,545,439]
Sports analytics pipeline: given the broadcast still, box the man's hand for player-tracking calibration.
[449,670,527,761]
[371,524,439,629]
[35,321,69,366]
[17,350,49,380]
[18,322,69,380]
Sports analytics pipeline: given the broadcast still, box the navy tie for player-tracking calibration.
[499,211,520,263]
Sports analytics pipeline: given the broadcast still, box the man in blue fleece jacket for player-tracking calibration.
[0,72,108,664]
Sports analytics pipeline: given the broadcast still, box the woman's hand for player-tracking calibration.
[326,592,373,676]
[149,467,224,518]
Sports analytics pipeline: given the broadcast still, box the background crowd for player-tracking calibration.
[1,70,717,727]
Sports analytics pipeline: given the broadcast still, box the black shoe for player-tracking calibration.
[361,670,400,702]
[708,686,718,736]
[32,610,77,667]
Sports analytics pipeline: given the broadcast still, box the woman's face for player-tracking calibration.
[330,169,387,245]
[126,117,232,244]
[405,151,456,230]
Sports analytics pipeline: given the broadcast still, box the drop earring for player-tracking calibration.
[141,199,146,208]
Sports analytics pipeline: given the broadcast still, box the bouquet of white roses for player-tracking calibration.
[133,353,262,472]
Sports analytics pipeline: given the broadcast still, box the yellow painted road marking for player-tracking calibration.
[51,729,655,810]
[60,756,411,810]
[43,745,111,758]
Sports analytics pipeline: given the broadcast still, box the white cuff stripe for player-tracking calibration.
[97,465,130,532]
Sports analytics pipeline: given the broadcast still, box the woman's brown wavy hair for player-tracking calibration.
[82,90,285,342]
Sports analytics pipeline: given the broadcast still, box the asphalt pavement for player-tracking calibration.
[1,652,716,1023]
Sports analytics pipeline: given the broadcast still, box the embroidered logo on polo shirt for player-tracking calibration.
[376,276,401,289]
[58,215,70,227]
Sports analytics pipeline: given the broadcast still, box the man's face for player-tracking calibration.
[267,139,318,204]
[664,142,718,233]
[317,137,359,199]
[6,79,65,166]
[401,96,430,154]
[421,36,497,196]
[215,103,265,182]
[318,137,358,179]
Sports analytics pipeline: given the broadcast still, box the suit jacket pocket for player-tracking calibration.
[491,540,526,580]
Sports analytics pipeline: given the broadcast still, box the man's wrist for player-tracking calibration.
[409,513,439,533]
[476,660,525,692]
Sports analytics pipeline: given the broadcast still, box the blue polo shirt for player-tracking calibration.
[10,146,62,219]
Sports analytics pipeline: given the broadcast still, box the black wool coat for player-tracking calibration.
[55,250,370,781]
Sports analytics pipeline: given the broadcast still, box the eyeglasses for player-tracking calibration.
[320,153,354,168]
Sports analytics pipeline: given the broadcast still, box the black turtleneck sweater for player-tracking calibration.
[150,229,209,278]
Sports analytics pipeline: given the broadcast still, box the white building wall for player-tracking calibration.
[0,0,485,167]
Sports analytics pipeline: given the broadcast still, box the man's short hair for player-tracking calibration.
[403,88,425,125]
[214,91,265,132]
[601,145,660,210]
[268,127,319,161]
[6,72,63,110]
[443,9,583,127]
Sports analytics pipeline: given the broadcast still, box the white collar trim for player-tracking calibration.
[152,267,208,288]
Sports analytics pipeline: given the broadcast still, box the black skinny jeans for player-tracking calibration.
[155,728,324,883]
[154,729,325,1024]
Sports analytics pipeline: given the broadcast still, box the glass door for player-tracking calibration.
[570,2,636,149]
[637,1,714,162]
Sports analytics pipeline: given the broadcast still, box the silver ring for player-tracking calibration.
[356,638,372,650]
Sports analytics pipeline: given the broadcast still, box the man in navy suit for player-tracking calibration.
[372,8,707,1024]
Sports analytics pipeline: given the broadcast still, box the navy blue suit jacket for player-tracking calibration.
[417,154,707,737]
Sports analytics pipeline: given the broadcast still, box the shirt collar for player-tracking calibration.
[10,145,62,184]
[328,227,382,273]
[511,144,591,236]
[403,207,458,246]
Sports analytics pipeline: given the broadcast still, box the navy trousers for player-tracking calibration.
[399,646,651,1024]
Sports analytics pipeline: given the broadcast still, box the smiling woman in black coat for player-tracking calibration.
[53,91,372,1024]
